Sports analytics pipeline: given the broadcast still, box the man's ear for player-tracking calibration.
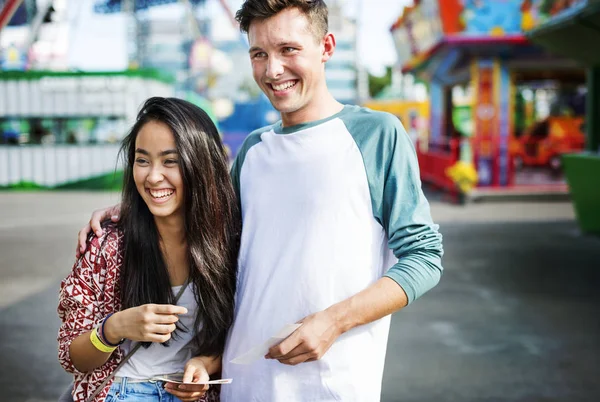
[322,33,336,63]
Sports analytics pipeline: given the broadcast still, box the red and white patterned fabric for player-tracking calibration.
[57,225,218,402]
[57,226,125,402]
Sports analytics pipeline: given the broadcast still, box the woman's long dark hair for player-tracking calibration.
[118,97,240,356]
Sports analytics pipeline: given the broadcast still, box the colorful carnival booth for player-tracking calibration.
[0,69,173,189]
[389,0,587,201]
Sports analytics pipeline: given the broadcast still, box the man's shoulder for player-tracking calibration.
[248,122,278,138]
[232,123,278,169]
[239,123,277,151]
[339,105,404,138]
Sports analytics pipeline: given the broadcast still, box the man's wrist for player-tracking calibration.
[326,302,354,335]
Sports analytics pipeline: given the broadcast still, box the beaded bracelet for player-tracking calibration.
[100,313,125,347]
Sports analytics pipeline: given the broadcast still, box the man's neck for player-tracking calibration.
[280,91,344,128]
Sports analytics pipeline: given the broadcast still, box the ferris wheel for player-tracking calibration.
[0,0,239,71]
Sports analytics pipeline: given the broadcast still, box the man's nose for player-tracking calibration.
[266,56,284,79]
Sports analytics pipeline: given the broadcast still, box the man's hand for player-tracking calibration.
[103,304,187,344]
[267,277,408,366]
[265,309,343,366]
[164,357,210,401]
[76,204,121,257]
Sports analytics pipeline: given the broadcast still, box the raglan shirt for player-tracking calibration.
[221,105,443,402]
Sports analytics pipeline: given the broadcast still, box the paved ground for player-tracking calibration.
[0,191,598,402]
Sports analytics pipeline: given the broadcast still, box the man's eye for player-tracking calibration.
[252,52,266,59]
[284,47,296,53]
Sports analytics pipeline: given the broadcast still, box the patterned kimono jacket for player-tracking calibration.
[57,224,218,402]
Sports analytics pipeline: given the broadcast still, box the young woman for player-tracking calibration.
[58,97,240,402]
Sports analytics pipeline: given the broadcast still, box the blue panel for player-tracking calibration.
[7,4,29,26]
[219,95,277,133]
[432,49,460,86]
[461,0,522,35]
[498,61,510,186]
[477,158,493,186]
[429,82,443,143]
[94,0,205,14]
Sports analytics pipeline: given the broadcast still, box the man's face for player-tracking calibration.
[248,8,328,119]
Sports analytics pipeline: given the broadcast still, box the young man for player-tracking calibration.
[78,1,443,400]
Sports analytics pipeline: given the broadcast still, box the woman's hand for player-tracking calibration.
[164,356,210,401]
[103,304,187,344]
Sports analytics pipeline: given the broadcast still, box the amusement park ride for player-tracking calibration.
[0,0,238,69]
[381,0,591,201]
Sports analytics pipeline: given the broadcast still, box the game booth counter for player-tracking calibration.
[387,0,588,203]
[526,0,600,235]
[0,69,174,190]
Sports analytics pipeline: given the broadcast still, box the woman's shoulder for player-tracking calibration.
[101,220,123,244]
[85,220,123,257]
[63,222,123,297]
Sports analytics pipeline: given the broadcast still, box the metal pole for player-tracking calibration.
[123,0,139,68]
[355,0,370,104]
[587,67,600,152]
[24,0,54,54]
[216,0,238,31]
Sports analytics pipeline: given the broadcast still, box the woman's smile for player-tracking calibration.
[147,188,175,204]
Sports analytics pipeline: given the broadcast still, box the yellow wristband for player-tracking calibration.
[90,326,117,353]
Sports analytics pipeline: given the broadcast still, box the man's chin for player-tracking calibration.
[270,101,302,115]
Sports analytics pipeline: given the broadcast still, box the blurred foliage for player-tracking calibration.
[368,67,393,98]
[0,181,45,191]
[0,172,123,191]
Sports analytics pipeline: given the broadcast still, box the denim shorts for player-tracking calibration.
[105,377,183,402]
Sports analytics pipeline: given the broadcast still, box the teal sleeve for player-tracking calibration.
[342,108,444,304]
[229,127,269,209]
[230,149,243,202]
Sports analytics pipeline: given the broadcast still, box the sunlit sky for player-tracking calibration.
[67,0,411,76]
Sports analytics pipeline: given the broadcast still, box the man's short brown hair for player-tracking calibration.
[235,0,328,40]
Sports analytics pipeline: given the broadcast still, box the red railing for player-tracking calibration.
[416,138,460,194]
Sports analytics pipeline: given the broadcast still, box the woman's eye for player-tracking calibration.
[165,159,179,165]
[135,158,148,165]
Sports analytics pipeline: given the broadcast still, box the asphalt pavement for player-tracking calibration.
[0,191,598,402]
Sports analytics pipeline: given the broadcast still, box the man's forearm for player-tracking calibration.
[327,277,408,334]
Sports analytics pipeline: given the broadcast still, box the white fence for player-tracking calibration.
[0,144,122,187]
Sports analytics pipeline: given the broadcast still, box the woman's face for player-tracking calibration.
[133,120,184,220]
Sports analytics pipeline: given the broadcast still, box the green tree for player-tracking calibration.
[368,66,392,98]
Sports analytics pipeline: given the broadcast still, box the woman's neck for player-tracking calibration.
[155,215,189,286]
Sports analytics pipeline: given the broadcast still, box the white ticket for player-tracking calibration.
[154,374,232,385]
[230,323,302,365]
